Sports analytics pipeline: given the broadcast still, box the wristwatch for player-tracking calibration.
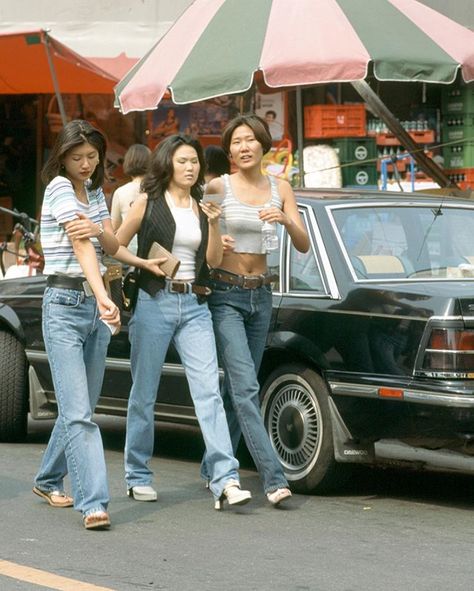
[97,222,104,237]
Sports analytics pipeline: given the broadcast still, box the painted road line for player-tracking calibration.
[0,559,115,591]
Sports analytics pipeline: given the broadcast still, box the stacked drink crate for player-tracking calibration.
[332,137,377,189]
[441,84,474,190]
[304,104,378,189]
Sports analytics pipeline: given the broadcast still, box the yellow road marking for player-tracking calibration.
[0,559,116,591]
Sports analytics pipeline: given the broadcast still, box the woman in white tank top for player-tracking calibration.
[201,114,309,506]
[115,134,252,510]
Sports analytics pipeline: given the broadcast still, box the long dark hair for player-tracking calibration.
[41,119,107,189]
[142,134,205,201]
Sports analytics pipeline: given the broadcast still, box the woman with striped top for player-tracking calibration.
[33,120,164,530]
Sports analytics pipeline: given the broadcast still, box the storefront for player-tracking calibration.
[0,30,140,239]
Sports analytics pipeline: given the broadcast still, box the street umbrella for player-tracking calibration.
[115,0,474,114]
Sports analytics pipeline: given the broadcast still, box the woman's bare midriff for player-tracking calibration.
[219,252,268,276]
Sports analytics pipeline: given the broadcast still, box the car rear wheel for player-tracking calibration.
[261,362,344,493]
[0,330,28,442]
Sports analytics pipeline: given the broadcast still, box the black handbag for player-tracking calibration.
[122,198,153,312]
[122,267,139,312]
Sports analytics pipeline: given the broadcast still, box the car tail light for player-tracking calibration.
[421,328,474,375]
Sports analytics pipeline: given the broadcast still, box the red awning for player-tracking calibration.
[0,29,118,94]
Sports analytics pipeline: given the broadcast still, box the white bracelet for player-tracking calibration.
[97,222,104,237]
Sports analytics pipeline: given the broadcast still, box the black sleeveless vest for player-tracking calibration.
[137,194,210,298]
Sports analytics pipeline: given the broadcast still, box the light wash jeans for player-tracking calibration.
[202,281,289,494]
[34,287,111,516]
[125,288,240,500]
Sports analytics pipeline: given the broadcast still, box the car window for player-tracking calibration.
[267,244,280,291]
[289,244,325,292]
[332,204,474,280]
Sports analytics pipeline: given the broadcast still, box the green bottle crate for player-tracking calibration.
[442,142,474,169]
[332,137,377,164]
[442,113,474,142]
[342,164,378,187]
[441,85,474,114]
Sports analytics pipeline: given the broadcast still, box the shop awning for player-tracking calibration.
[0,29,118,94]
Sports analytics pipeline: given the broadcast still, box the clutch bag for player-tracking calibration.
[148,242,180,278]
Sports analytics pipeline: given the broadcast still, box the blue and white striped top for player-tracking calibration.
[40,176,110,275]
[220,174,282,254]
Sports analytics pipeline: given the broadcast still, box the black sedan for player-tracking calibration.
[2,189,474,493]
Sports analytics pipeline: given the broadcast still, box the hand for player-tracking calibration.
[259,206,291,228]
[199,201,222,225]
[221,234,235,254]
[66,212,103,240]
[97,295,121,332]
[144,257,168,277]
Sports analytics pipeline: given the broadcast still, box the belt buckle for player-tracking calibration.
[169,281,191,294]
[82,280,93,297]
[243,275,260,289]
[167,281,179,293]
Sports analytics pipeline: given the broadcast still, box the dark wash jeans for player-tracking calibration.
[201,280,288,493]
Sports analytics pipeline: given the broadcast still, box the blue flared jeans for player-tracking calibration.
[34,287,111,517]
[124,288,240,500]
[202,281,288,494]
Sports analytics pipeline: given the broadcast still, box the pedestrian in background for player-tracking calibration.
[201,114,309,506]
[204,144,230,186]
[111,143,151,255]
[115,134,252,510]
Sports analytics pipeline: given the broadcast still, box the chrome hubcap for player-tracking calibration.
[265,376,322,474]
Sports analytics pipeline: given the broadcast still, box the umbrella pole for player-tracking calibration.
[296,87,304,188]
[351,80,455,189]
[43,30,67,126]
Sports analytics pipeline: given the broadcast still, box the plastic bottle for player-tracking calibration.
[261,203,279,252]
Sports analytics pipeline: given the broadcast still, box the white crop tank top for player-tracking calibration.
[165,191,201,280]
[220,174,282,254]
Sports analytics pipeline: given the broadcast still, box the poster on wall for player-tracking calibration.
[148,102,189,149]
[255,91,285,141]
[147,96,241,149]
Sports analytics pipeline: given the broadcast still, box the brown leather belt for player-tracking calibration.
[164,280,211,296]
[210,269,278,289]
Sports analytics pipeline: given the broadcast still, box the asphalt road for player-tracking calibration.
[1,416,474,591]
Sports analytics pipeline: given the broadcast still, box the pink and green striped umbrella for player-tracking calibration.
[115,0,474,114]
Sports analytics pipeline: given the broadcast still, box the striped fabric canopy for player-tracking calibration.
[115,0,474,114]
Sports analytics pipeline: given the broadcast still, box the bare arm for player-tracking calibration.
[205,177,225,195]
[259,180,310,253]
[64,225,120,328]
[204,177,235,254]
[66,214,119,256]
[110,191,122,231]
[112,195,166,277]
[115,193,147,247]
[200,201,223,268]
